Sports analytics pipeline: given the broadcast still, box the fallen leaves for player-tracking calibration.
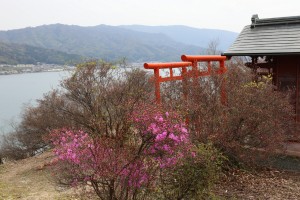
[215,169,300,199]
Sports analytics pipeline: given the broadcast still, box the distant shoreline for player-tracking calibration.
[0,64,75,76]
[0,69,73,76]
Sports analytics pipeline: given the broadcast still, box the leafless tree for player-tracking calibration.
[0,61,153,159]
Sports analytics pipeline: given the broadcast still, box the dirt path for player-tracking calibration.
[0,151,78,200]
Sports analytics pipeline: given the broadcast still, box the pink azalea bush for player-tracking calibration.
[134,111,193,169]
[50,129,129,186]
[50,110,199,199]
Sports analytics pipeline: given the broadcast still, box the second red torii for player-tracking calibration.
[144,55,227,104]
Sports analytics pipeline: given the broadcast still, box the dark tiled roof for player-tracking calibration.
[223,15,300,56]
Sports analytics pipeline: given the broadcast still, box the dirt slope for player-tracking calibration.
[0,151,79,200]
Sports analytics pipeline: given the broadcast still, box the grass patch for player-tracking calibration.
[0,181,30,199]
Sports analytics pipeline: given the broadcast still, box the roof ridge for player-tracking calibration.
[251,15,300,28]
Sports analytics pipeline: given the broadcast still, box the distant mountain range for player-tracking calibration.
[0,24,238,64]
[120,25,237,51]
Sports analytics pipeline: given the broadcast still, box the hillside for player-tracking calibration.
[0,41,83,65]
[0,24,205,62]
[120,25,238,51]
[0,151,81,199]
[0,151,300,199]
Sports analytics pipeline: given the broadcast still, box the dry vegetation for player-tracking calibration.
[0,151,300,199]
[1,58,300,199]
[0,151,80,200]
[215,168,300,199]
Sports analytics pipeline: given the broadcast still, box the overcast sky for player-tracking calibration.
[1,0,299,33]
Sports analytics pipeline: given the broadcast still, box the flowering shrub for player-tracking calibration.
[135,111,191,167]
[51,129,91,165]
[50,110,201,199]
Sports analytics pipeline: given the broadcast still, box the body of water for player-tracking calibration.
[0,71,70,135]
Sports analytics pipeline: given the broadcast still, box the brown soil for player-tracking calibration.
[1,151,300,199]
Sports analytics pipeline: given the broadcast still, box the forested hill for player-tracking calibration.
[0,41,83,65]
[0,24,204,62]
[119,25,238,51]
[0,24,237,63]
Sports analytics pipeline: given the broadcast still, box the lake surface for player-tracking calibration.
[0,71,70,135]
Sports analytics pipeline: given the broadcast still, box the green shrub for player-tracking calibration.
[158,143,225,199]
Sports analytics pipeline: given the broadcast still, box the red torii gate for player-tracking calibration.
[144,55,227,104]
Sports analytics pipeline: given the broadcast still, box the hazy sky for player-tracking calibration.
[1,0,300,32]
